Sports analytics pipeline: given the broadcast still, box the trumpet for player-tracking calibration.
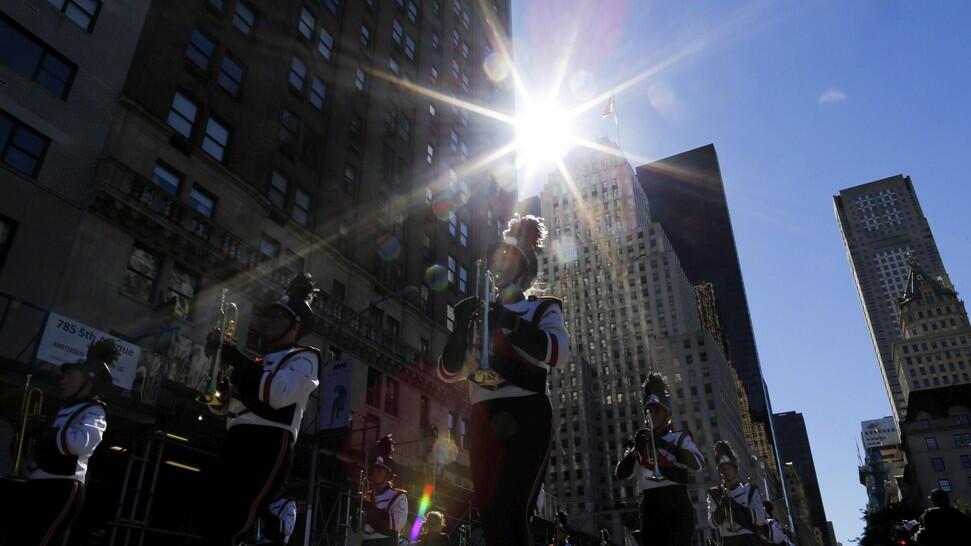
[470,259,503,386]
[13,374,44,476]
[643,408,664,481]
[196,288,239,406]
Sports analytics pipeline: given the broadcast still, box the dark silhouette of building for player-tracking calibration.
[774,411,832,546]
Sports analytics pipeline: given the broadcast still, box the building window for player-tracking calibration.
[447,255,456,285]
[460,418,467,450]
[309,77,327,110]
[323,0,339,15]
[122,245,160,303]
[166,91,197,138]
[218,54,245,96]
[0,111,51,178]
[360,24,371,47]
[258,234,280,258]
[931,457,946,472]
[0,16,77,99]
[188,185,216,218]
[407,0,419,22]
[354,67,367,91]
[925,437,939,450]
[269,171,288,209]
[448,412,457,442]
[150,162,181,195]
[298,7,315,40]
[446,303,455,331]
[459,265,468,294]
[280,109,299,146]
[960,454,971,469]
[448,211,457,237]
[167,264,197,319]
[289,56,307,90]
[366,367,382,407]
[404,35,416,61]
[0,215,17,269]
[385,378,399,416]
[293,188,311,226]
[186,29,216,70]
[233,0,256,35]
[392,19,403,44]
[202,117,230,161]
[426,144,435,164]
[937,479,952,492]
[47,0,101,32]
[431,31,440,50]
[389,57,400,75]
[459,221,469,247]
[343,164,356,193]
[317,29,334,61]
[430,65,439,83]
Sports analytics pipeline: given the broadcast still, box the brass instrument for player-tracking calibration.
[13,374,44,476]
[721,481,736,531]
[196,288,239,406]
[470,259,503,386]
[643,408,664,481]
[356,467,372,531]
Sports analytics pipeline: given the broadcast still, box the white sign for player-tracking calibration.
[36,312,140,390]
[319,357,354,430]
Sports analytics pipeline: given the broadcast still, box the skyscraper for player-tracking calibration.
[833,175,947,420]
[774,411,832,546]
[537,141,752,542]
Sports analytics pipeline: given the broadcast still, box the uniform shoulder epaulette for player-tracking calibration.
[393,487,408,494]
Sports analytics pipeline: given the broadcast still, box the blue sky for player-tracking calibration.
[510,1,971,542]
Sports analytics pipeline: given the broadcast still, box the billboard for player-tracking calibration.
[36,312,140,390]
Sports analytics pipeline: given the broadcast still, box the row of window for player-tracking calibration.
[929,454,971,472]
[924,433,971,449]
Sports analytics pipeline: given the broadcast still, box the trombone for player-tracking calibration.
[470,259,503,386]
[643,406,664,482]
[196,288,239,406]
[13,374,44,476]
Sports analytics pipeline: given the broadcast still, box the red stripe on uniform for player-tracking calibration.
[548,334,559,367]
[40,480,79,546]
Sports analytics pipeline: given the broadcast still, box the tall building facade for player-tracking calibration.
[0,0,516,542]
[833,175,947,420]
[636,144,788,525]
[783,462,822,546]
[773,411,833,546]
[858,416,904,512]
[892,259,971,407]
[536,142,753,544]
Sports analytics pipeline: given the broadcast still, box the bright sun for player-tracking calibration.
[515,102,573,163]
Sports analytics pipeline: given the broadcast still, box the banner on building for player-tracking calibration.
[319,357,354,430]
[36,312,140,390]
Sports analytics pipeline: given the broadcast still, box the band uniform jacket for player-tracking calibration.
[706,482,767,537]
[437,296,570,404]
[362,487,408,541]
[216,346,320,442]
[764,518,793,545]
[616,429,705,491]
[26,400,107,483]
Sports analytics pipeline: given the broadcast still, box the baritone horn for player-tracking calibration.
[13,374,44,476]
[196,288,239,406]
[470,258,503,386]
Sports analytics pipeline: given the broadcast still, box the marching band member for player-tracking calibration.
[614,372,705,546]
[416,510,449,546]
[707,441,767,546]
[202,273,321,545]
[437,215,570,546]
[361,435,408,545]
[761,500,794,546]
[5,340,114,546]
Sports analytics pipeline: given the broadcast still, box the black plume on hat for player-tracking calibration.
[63,339,117,389]
[642,371,670,411]
[273,273,320,337]
[501,215,547,282]
[714,440,738,468]
[369,434,397,473]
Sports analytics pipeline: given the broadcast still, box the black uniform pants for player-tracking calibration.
[469,394,552,546]
[202,425,293,545]
[3,478,85,546]
[638,484,695,546]
[721,534,760,546]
